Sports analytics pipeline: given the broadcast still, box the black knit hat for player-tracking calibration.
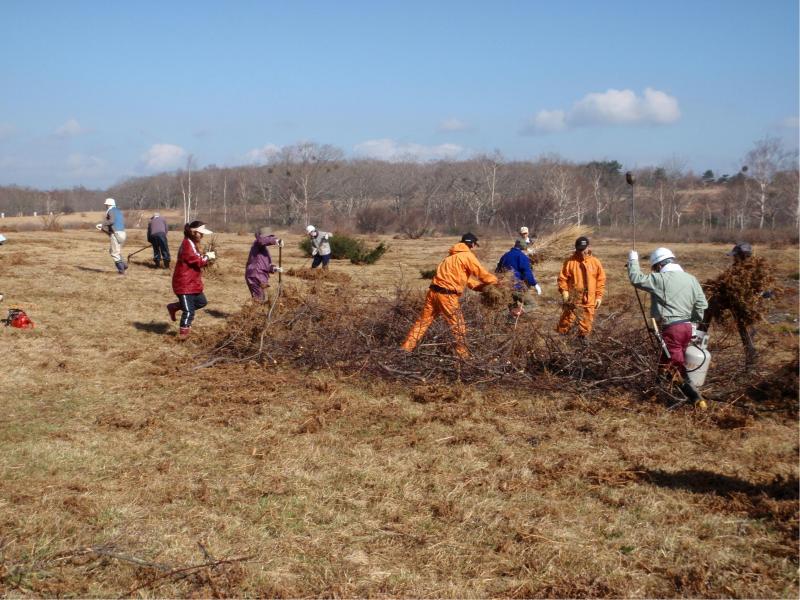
[461,232,480,247]
[575,236,590,250]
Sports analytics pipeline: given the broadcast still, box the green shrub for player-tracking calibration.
[298,234,388,265]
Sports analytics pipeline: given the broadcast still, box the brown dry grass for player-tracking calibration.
[0,227,798,597]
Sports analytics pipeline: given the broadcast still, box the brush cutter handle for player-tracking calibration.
[126,245,151,263]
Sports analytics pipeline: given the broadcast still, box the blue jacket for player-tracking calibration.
[496,246,537,287]
[106,207,125,232]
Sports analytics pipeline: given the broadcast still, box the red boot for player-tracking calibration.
[179,327,191,338]
[167,303,179,322]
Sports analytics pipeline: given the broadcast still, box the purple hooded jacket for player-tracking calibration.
[245,234,279,282]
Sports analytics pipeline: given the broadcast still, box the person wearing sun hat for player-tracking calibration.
[167,221,215,337]
[95,198,127,274]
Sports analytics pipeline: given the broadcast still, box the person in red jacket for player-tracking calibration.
[166,221,215,337]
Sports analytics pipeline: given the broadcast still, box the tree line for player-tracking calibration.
[1,137,796,237]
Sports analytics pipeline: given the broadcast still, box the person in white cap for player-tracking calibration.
[306,224,332,269]
[95,198,127,274]
[167,221,215,337]
[628,247,708,405]
[516,226,536,257]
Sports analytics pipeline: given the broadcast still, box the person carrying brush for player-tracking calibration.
[556,236,606,339]
[628,247,708,405]
[401,232,497,358]
[167,221,215,338]
[496,239,542,317]
[245,226,284,302]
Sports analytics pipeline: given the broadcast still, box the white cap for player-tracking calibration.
[192,224,213,235]
[519,226,529,235]
[104,198,116,207]
[306,225,316,234]
[649,247,675,266]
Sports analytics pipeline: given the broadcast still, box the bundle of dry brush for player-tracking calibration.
[196,275,794,412]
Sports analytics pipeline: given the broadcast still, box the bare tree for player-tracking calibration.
[744,136,794,229]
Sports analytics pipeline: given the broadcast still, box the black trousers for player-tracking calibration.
[177,293,207,328]
[150,233,170,262]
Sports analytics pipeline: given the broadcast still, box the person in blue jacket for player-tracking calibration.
[496,240,542,317]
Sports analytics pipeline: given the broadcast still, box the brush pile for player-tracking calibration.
[286,267,351,283]
[703,257,775,326]
[200,279,670,397]
[529,224,593,264]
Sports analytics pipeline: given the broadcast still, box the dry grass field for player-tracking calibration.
[1,223,797,597]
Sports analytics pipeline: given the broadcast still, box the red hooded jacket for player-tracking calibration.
[172,238,209,294]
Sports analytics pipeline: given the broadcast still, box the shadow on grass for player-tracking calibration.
[206,309,230,319]
[637,468,798,500]
[132,321,171,335]
[74,266,109,273]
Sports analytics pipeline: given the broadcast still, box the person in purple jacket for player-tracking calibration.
[245,227,284,301]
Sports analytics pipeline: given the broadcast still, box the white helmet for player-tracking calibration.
[305,225,316,234]
[650,247,675,266]
[519,226,529,235]
[104,198,116,207]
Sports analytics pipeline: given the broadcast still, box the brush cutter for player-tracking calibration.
[626,172,660,353]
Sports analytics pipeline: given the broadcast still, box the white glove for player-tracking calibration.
[205,251,216,260]
[277,238,284,248]
[273,266,283,273]
[95,223,103,230]
[322,233,329,240]
[534,284,542,295]
[628,250,639,262]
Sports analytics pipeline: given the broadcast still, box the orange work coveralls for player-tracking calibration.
[402,243,498,357]
[556,251,606,337]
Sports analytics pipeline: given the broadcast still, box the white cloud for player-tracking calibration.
[66,153,107,178]
[246,144,281,164]
[781,116,799,129]
[524,87,681,134]
[55,118,87,138]
[438,118,469,132]
[140,143,187,170]
[531,109,567,133]
[0,123,15,140]
[354,138,464,161]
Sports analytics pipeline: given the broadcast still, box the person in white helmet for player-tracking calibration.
[628,247,708,404]
[95,198,127,274]
[306,224,332,269]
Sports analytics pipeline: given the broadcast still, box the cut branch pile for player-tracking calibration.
[198,280,788,409]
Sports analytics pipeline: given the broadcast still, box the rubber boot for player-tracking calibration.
[163,259,170,269]
[167,303,179,322]
[680,379,706,410]
[154,259,161,268]
[115,261,126,275]
[179,326,191,338]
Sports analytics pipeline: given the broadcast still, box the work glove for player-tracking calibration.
[204,251,216,261]
[534,284,542,295]
[595,298,602,309]
[272,266,283,273]
[561,290,570,303]
[95,223,103,230]
[628,250,639,262]
[277,238,284,248]
[322,233,329,240]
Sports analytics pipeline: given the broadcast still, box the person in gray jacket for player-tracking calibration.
[147,212,170,269]
[628,247,708,404]
[306,224,332,269]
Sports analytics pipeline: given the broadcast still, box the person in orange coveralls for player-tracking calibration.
[401,232,498,357]
[556,236,606,338]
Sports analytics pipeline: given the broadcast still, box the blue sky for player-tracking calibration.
[0,0,797,189]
